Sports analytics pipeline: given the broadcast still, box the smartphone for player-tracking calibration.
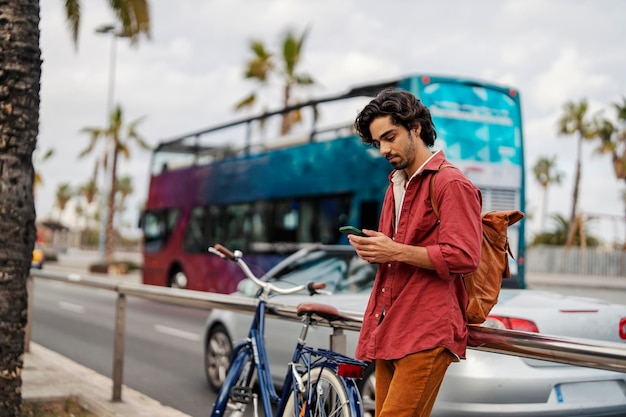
[339,225,366,237]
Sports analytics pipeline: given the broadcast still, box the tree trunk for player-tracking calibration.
[280,82,292,136]
[105,144,119,261]
[0,1,41,415]
[566,133,583,248]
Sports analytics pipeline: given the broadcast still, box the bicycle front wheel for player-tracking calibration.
[282,366,359,417]
[210,350,256,417]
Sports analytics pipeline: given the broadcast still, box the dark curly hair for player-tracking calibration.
[354,88,437,147]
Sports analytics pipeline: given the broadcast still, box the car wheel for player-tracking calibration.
[205,324,233,392]
[358,363,375,417]
[170,269,188,289]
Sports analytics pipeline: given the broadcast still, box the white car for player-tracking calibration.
[204,245,626,417]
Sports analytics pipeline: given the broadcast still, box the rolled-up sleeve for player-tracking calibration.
[426,179,482,280]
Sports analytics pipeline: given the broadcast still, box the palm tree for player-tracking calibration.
[594,97,626,249]
[0,3,40,414]
[0,3,151,413]
[532,155,564,232]
[115,175,134,214]
[557,99,597,247]
[114,175,134,233]
[78,178,99,206]
[79,105,149,260]
[235,27,316,135]
[594,97,626,182]
[77,178,99,230]
[54,183,74,222]
[529,213,600,247]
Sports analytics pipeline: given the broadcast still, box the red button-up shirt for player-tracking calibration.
[355,152,482,362]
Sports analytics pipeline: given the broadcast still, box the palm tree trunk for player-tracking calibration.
[280,83,292,136]
[105,145,119,261]
[0,1,41,415]
[566,134,583,247]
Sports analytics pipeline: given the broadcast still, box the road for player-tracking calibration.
[31,274,215,416]
[30,254,626,416]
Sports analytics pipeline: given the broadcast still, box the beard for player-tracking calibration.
[387,155,408,170]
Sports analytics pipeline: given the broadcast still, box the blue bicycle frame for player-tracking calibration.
[210,298,365,416]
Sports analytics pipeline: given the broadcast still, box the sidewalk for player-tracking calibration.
[22,256,192,417]
[22,342,192,417]
[526,271,626,289]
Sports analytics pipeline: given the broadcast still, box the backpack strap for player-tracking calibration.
[429,163,456,219]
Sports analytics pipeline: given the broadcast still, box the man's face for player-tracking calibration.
[369,116,419,171]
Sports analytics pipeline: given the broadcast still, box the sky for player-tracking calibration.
[36,0,626,244]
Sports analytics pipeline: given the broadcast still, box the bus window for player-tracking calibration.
[225,203,252,250]
[273,200,299,243]
[318,195,351,244]
[183,207,211,253]
[143,209,180,253]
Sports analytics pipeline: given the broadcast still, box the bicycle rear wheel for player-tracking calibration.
[211,351,256,417]
[281,366,358,417]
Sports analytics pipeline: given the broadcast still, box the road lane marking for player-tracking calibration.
[58,301,85,314]
[154,324,201,341]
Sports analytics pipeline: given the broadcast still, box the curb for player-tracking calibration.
[23,343,192,417]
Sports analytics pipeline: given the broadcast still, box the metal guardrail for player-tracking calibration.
[26,269,626,402]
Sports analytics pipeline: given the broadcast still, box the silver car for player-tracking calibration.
[204,245,626,416]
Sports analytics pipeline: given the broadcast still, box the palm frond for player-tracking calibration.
[107,0,151,44]
[65,0,81,48]
[234,93,257,111]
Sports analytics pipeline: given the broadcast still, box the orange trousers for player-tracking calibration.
[375,347,454,417]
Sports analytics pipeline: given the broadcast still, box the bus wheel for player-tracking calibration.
[170,269,188,289]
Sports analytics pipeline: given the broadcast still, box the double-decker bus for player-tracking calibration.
[141,74,526,293]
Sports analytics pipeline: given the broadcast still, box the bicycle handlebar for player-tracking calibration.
[208,244,327,296]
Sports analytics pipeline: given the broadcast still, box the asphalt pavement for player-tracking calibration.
[21,250,626,416]
[22,258,194,417]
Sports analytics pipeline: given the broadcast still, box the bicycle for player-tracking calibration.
[208,244,367,417]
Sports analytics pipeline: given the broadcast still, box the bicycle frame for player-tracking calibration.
[209,244,365,417]
[210,293,364,416]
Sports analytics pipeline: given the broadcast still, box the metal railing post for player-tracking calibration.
[111,292,127,401]
[330,328,347,355]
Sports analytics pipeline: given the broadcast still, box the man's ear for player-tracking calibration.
[412,123,422,137]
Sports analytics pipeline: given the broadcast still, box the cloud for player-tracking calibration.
[531,47,611,112]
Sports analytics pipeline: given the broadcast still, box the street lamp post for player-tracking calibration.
[96,24,119,119]
[94,24,125,261]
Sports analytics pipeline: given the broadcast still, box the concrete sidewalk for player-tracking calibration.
[22,342,192,417]
[526,271,626,289]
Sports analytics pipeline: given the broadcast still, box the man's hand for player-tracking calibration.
[347,229,401,264]
[347,229,435,269]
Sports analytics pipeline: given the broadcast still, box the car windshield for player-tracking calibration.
[267,249,377,295]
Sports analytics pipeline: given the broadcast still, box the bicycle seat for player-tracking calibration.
[296,302,342,322]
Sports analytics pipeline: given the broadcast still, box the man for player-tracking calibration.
[348,88,482,417]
